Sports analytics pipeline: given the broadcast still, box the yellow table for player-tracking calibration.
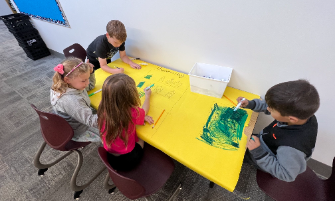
[89,59,259,192]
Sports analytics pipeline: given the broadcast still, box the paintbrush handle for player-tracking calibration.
[88,89,102,97]
[234,98,245,111]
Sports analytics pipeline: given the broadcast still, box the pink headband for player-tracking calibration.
[65,62,83,77]
[54,62,83,77]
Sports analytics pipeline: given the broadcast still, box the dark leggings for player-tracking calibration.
[107,143,144,171]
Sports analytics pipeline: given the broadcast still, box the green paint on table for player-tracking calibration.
[137,81,145,88]
[144,75,152,79]
[197,103,248,151]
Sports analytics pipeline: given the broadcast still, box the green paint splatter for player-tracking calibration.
[139,91,145,98]
[137,82,145,88]
[144,75,152,79]
[197,103,248,151]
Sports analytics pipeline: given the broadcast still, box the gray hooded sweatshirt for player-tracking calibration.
[50,73,98,139]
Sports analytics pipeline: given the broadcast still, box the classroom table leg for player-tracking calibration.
[209,181,215,188]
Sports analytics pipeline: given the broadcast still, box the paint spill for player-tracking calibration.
[144,75,152,79]
[197,104,248,151]
[137,82,145,88]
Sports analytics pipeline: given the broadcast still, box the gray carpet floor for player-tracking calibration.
[0,20,273,201]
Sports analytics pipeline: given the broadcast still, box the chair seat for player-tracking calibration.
[257,168,327,201]
[117,144,175,196]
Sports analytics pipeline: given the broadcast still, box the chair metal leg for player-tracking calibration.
[33,142,74,175]
[103,173,116,194]
[70,149,106,199]
[168,183,182,201]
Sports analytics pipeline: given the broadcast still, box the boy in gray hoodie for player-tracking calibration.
[238,80,319,182]
[50,57,101,142]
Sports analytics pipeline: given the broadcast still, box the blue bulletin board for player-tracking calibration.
[12,0,70,27]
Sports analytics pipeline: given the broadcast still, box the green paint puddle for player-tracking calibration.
[137,82,145,88]
[197,103,248,151]
[144,75,152,79]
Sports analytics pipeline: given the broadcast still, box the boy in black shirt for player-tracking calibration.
[87,20,141,74]
[238,80,320,182]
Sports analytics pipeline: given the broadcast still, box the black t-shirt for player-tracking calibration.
[86,34,125,64]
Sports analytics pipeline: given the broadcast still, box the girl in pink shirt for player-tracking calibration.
[98,74,154,171]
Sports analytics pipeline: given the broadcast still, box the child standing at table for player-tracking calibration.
[86,20,141,74]
[51,57,101,142]
[239,79,320,182]
[97,74,154,171]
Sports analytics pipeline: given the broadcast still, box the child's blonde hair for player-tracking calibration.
[97,74,141,147]
[52,57,90,95]
[106,20,127,43]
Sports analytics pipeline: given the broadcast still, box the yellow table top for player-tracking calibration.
[89,59,260,192]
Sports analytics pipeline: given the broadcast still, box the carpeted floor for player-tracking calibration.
[0,20,273,201]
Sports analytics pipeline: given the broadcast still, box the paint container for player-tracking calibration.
[188,63,232,98]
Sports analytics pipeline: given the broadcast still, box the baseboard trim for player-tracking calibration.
[49,49,65,59]
[307,158,332,178]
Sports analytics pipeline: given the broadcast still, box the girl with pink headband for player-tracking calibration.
[50,57,101,142]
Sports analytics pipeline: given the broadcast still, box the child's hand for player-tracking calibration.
[237,97,249,108]
[114,68,124,74]
[144,88,152,97]
[130,62,141,69]
[86,59,94,74]
[247,136,261,150]
[144,115,154,124]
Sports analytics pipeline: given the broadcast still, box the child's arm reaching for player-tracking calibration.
[119,50,141,69]
[142,88,151,115]
[142,88,154,124]
[98,58,124,74]
[236,97,270,114]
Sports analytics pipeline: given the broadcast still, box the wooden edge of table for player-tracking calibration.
[244,111,259,142]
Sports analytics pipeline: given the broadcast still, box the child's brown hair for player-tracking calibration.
[106,20,127,42]
[265,79,320,119]
[52,57,90,95]
[97,74,141,147]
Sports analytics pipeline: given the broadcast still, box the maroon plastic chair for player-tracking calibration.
[63,43,87,62]
[98,144,179,200]
[31,104,105,200]
[256,157,335,201]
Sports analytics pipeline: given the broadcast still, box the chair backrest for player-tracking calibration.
[98,147,146,199]
[63,43,87,62]
[31,104,74,151]
[324,157,335,200]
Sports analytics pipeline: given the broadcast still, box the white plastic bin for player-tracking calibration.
[188,63,233,98]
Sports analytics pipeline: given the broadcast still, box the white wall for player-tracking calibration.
[24,0,335,166]
[0,1,13,16]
